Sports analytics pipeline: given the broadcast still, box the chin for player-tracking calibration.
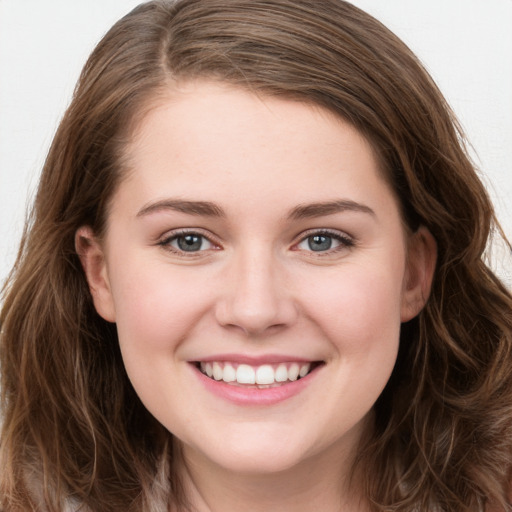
[182,429,325,477]
[212,450,307,476]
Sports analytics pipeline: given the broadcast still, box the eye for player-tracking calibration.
[295,230,354,253]
[159,231,217,253]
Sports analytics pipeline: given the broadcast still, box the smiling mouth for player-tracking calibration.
[196,361,323,388]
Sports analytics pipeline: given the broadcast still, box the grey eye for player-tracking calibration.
[172,234,212,252]
[296,231,353,253]
[307,235,333,252]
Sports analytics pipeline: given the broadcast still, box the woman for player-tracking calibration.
[1,1,511,510]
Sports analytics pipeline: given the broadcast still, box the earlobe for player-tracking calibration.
[401,226,437,322]
[75,226,116,322]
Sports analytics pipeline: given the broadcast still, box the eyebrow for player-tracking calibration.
[137,199,226,218]
[136,198,375,220]
[287,200,376,220]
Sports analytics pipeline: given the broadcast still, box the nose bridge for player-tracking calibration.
[215,242,296,335]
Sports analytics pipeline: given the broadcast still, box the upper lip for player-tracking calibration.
[190,354,320,365]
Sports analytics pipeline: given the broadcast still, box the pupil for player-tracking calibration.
[308,235,332,251]
[178,234,202,251]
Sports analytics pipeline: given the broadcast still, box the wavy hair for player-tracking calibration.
[1,1,511,510]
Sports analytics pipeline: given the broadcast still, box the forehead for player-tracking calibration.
[114,80,397,219]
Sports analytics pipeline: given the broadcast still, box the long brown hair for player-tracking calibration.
[1,1,511,510]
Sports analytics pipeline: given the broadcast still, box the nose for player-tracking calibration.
[214,246,298,336]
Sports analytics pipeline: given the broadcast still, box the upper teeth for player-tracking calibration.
[200,362,311,385]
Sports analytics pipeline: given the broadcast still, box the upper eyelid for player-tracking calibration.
[295,227,354,242]
[159,228,218,242]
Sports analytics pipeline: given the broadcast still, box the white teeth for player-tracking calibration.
[255,365,275,385]
[212,362,223,381]
[200,361,313,385]
[288,363,300,381]
[222,363,236,383]
[236,364,256,384]
[275,364,288,382]
[299,364,310,378]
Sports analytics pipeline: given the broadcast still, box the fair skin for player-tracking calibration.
[77,81,436,512]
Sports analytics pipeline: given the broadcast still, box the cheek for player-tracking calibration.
[306,264,404,415]
[108,256,213,355]
[301,261,404,355]
[106,258,212,424]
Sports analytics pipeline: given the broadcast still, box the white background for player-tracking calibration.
[1,0,511,286]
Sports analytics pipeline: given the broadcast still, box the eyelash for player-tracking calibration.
[293,229,355,255]
[157,229,220,256]
[157,228,355,256]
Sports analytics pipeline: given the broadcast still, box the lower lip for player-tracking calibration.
[192,365,320,406]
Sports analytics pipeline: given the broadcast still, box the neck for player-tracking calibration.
[176,437,371,512]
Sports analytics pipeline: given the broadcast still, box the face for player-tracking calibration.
[78,81,434,478]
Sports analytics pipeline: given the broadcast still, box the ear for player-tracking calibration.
[401,226,437,322]
[75,226,116,322]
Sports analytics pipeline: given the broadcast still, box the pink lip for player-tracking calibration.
[191,353,314,365]
[191,361,321,406]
